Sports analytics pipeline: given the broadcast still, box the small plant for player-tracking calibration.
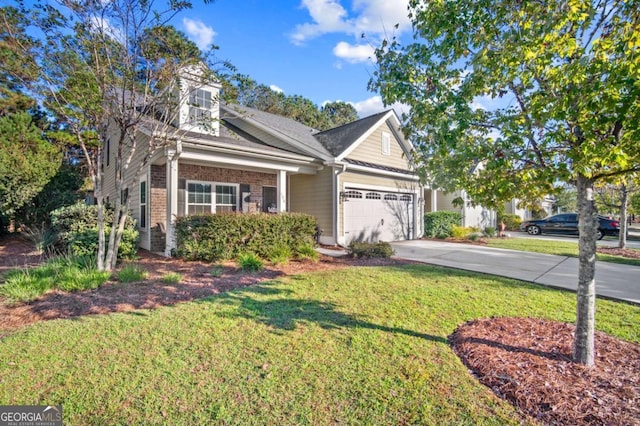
[162,272,182,284]
[117,264,148,283]
[210,266,224,278]
[296,243,319,262]
[0,255,109,302]
[435,232,449,239]
[483,226,497,238]
[23,225,58,255]
[238,252,263,272]
[499,214,522,231]
[268,244,293,265]
[469,233,481,241]
[348,241,395,258]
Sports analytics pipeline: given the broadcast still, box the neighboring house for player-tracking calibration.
[424,189,497,229]
[102,72,423,255]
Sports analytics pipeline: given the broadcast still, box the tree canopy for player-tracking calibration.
[370,0,640,366]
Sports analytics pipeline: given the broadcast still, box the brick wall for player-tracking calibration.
[180,163,277,202]
[150,165,166,253]
[148,163,278,253]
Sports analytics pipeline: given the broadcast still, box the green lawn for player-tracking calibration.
[487,237,640,266]
[1,265,639,425]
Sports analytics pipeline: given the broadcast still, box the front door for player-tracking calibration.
[262,186,277,212]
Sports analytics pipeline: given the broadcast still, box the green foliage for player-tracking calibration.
[237,252,263,272]
[423,211,462,238]
[499,214,522,231]
[23,225,58,255]
[295,243,319,262]
[162,272,182,284]
[348,241,395,258]
[483,227,497,238]
[0,112,61,218]
[0,255,109,302]
[175,213,317,262]
[117,264,148,283]
[17,164,84,227]
[228,75,358,131]
[268,244,293,265]
[50,202,139,260]
[451,225,478,239]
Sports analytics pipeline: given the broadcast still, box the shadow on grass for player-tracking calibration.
[206,283,448,344]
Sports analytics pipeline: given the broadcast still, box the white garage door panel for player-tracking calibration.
[344,190,413,243]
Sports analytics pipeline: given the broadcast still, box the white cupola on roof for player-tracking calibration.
[177,64,221,135]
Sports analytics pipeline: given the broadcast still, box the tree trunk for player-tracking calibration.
[574,174,597,366]
[618,184,628,249]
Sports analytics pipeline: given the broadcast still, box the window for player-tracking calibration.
[189,88,212,126]
[343,190,362,199]
[384,194,398,201]
[400,194,412,202]
[105,138,110,166]
[381,131,391,156]
[139,180,147,229]
[215,184,237,213]
[187,182,212,214]
[365,192,381,200]
[186,182,239,214]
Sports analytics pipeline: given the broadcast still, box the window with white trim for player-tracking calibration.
[214,184,238,213]
[139,179,147,229]
[188,88,213,126]
[381,131,391,156]
[187,181,212,214]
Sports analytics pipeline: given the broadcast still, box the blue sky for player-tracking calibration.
[177,0,413,117]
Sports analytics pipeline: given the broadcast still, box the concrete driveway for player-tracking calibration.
[391,240,640,304]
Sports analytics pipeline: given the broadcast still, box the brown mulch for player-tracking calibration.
[2,234,640,425]
[597,246,640,259]
[450,317,640,425]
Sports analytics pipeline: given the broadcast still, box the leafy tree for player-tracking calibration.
[321,101,358,128]
[594,176,639,248]
[13,0,228,271]
[0,111,61,226]
[552,186,578,214]
[227,75,357,130]
[370,0,640,366]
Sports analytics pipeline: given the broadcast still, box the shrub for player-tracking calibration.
[483,226,497,238]
[162,272,182,284]
[117,264,148,283]
[23,224,58,255]
[50,203,139,260]
[0,255,110,302]
[296,243,319,262]
[348,241,395,258]
[175,213,317,262]
[238,252,263,272]
[424,211,462,238]
[268,244,293,265]
[499,214,522,231]
[451,225,479,239]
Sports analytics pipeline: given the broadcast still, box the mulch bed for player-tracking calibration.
[450,318,640,425]
[1,234,640,424]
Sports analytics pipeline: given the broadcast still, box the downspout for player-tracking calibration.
[333,163,347,246]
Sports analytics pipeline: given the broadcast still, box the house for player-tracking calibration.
[102,72,423,255]
[424,188,497,229]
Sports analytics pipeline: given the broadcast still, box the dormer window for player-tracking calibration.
[188,88,212,126]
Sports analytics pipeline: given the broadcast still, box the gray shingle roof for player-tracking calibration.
[221,103,331,158]
[313,110,390,157]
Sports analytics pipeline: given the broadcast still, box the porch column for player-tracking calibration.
[431,188,438,212]
[165,150,179,256]
[276,170,287,212]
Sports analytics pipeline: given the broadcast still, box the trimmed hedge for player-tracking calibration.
[499,214,522,231]
[348,241,394,258]
[50,202,139,260]
[424,211,462,238]
[175,213,317,262]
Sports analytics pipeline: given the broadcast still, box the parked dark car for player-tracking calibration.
[519,213,620,240]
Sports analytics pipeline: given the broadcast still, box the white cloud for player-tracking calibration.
[333,41,375,63]
[347,95,410,118]
[270,84,284,93]
[89,16,124,43]
[182,18,216,51]
[291,0,411,45]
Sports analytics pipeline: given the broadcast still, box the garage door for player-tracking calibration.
[343,189,414,243]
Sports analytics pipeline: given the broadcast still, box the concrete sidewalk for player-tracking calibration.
[390,240,640,304]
